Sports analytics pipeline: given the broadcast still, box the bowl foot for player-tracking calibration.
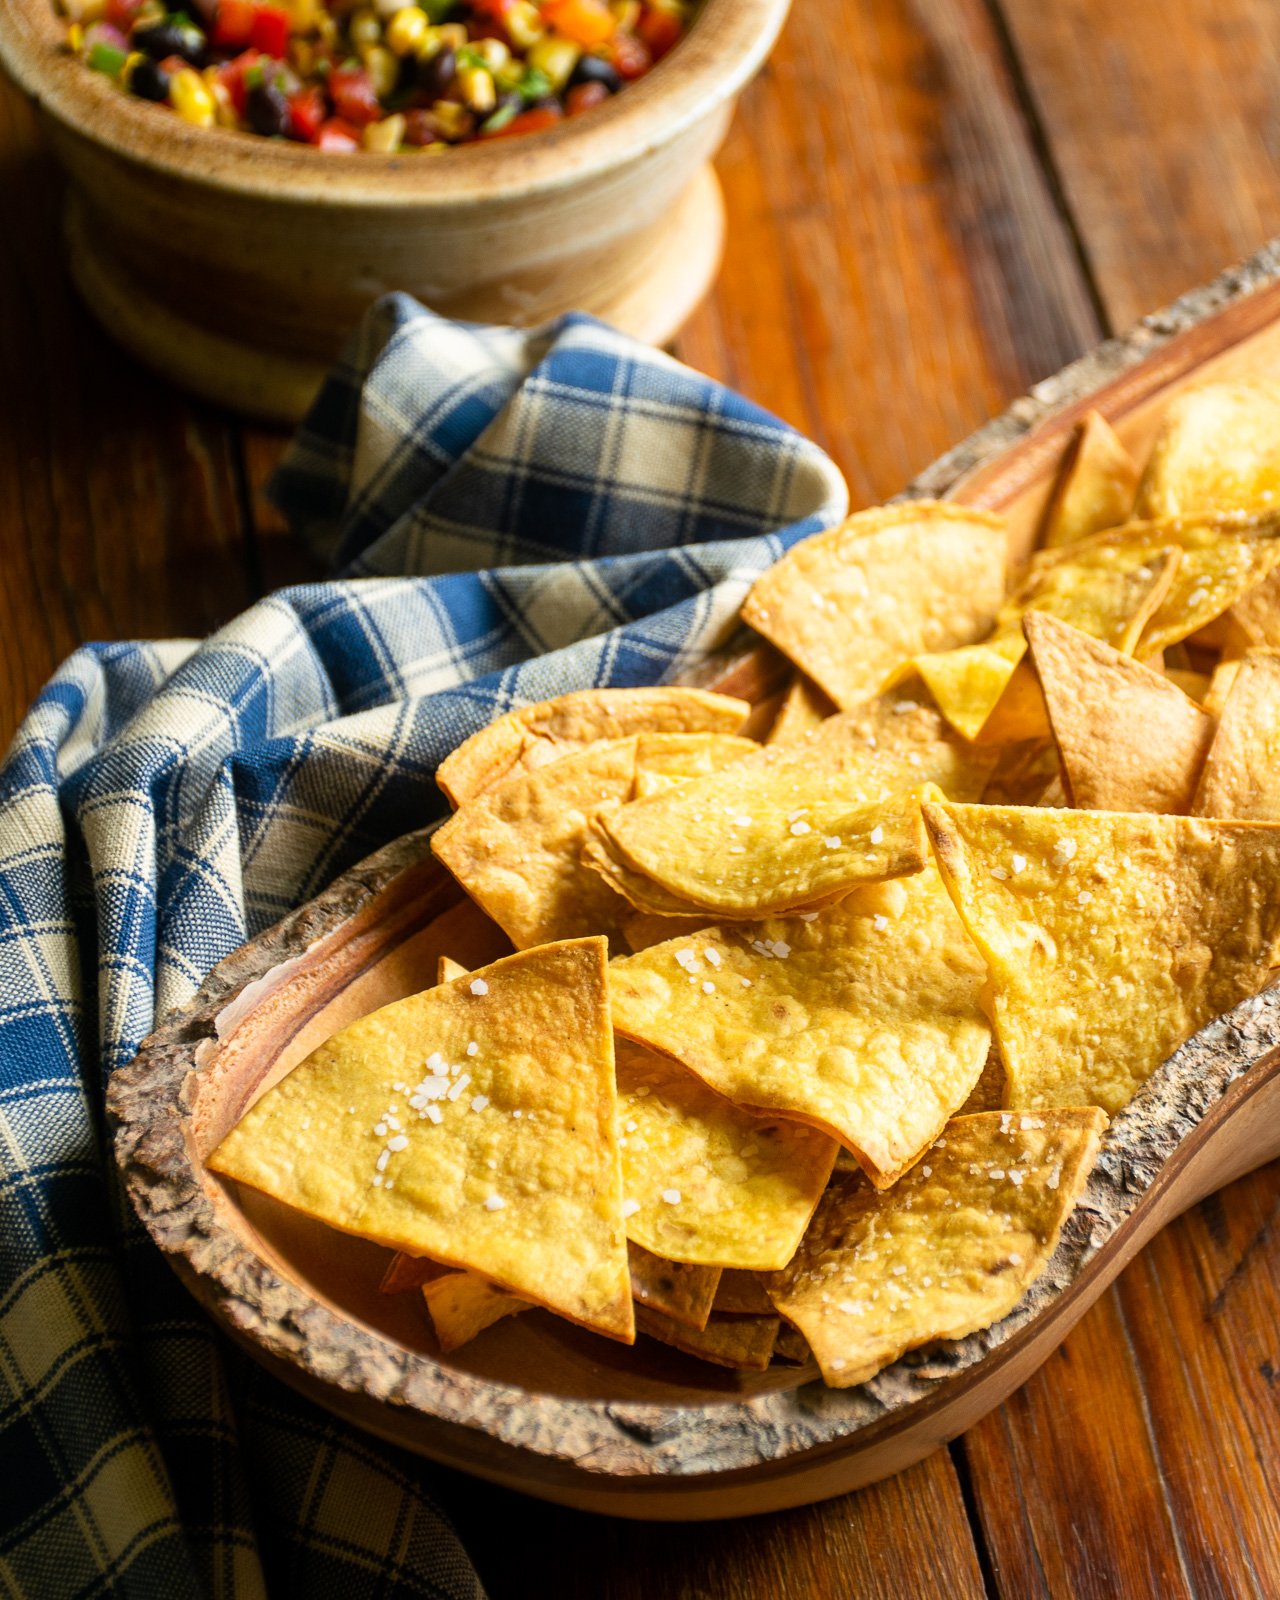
[63,166,726,425]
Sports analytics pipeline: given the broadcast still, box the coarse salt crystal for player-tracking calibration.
[704,948,722,968]
[374,1122,388,1137]
[426,1104,443,1124]
[990,865,1010,880]
[741,977,752,988]
[869,825,884,845]
[922,1165,932,1177]
[470,1095,489,1112]
[300,1118,311,1130]
[772,940,791,959]
[661,1188,682,1204]
[732,815,752,828]
[426,1052,445,1072]
[621,1198,641,1219]
[466,1041,478,1057]
[483,1195,505,1212]
[372,1174,383,1187]
[789,819,812,836]
[701,980,715,994]
[447,1074,471,1101]
[824,835,841,849]
[386,1134,408,1153]
[1011,854,1027,874]
[375,1150,390,1173]
[469,979,488,996]
[873,914,889,931]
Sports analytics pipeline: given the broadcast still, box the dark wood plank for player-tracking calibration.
[447,1451,987,1600]
[0,73,250,747]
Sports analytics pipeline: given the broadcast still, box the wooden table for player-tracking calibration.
[3,1,1279,1594]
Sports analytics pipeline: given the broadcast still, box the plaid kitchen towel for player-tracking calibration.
[0,293,847,1599]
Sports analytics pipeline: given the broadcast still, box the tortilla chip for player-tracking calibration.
[1226,565,1280,648]
[207,938,635,1342]
[915,542,1178,740]
[627,1242,721,1331]
[588,704,996,919]
[1024,612,1214,813]
[1203,657,1243,719]
[616,1038,836,1270]
[959,1045,1008,1114]
[422,1271,530,1353]
[712,1270,775,1316]
[1040,410,1139,549]
[436,687,751,807]
[981,740,1061,807]
[766,1108,1107,1387]
[1193,651,1280,821]
[1136,380,1280,520]
[774,1324,813,1364]
[437,956,469,985]
[432,739,635,949]
[1165,668,1213,703]
[380,1252,450,1294]
[1128,518,1280,656]
[635,1305,780,1371]
[741,502,1008,711]
[631,732,758,799]
[767,672,837,744]
[621,909,716,952]
[609,865,991,1187]
[924,801,1280,1112]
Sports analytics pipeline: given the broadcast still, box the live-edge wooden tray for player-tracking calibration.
[109,237,1280,1520]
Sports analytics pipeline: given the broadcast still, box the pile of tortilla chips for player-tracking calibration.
[208,384,1280,1390]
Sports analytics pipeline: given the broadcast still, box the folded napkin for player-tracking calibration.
[0,295,846,1597]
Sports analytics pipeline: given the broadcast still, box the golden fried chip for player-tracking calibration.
[1040,410,1139,549]
[1128,517,1280,656]
[1136,380,1280,520]
[380,1252,450,1295]
[609,866,991,1187]
[959,1045,1008,1114]
[635,1306,780,1371]
[915,542,1178,740]
[774,1324,812,1364]
[1165,668,1213,703]
[712,1270,774,1316]
[741,502,1007,712]
[422,1272,530,1353]
[981,740,1061,807]
[432,739,635,948]
[924,801,1280,1111]
[588,705,996,918]
[616,1038,836,1270]
[436,956,469,985]
[1226,565,1280,648]
[1193,651,1280,821]
[627,1243,721,1331]
[766,1108,1106,1387]
[767,672,837,744]
[631,732,758,799]
[208,938,634,1342]
[1024,612,1214,813]
[1203,657,1243,718]
[436,687,750,807]
[621,909,716,952]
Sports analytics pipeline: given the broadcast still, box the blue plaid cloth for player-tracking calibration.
[0,294,847,1598]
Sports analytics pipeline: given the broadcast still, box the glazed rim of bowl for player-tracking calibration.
[0,0,791,204]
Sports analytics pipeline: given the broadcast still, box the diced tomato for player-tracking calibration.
[328,63,381,126]
[565,79,609,116]
[609,30,651,79]
[637,5,682,60]
[469,0,519,15]
[103,0,144,32]
[541,0,615,49]
[484,104,563,139]
[287,84,326,141]
[211,0,255,48]
[249,3,291,58]
[216,47,262,115]
[315,116,361,150]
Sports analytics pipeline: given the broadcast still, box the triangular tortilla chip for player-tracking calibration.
[635,1306,780,1371]
[1040,410,1139,549]
[432,739,636,949]
[1024,612,1214,812]
[924,800,1280,1111]
[766,1108,1106,1387]
[631,732,758,799]
[436,687,750,807]
[208,938,635,1342]
[616,1039,836,1270]
[621,909,716,952]
[609,865,991,1187]
[1203,657,1243,718]
[437,956,469,985]
[712,1270,775,1316]
[1193,650,1280,821]
[627,1243,721,1331]
[1127,517,1280,656]
[741,502,1008,711]
[1136,380,1280,520]
[422,1272,530,1353]
[1225,565,1280,648]
[587,705,996,919]
[767,672,837,744]
[380,1252,450,1294]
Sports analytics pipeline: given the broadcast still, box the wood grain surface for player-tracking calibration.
[2,0,1279,1593]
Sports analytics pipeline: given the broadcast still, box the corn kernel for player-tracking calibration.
[209,78,238,128]
[609,0,640,27]
[457,63,495,113]
[65,21,84,50]
[385,5,427,55]
[435,21,467,48]
[505,0,543,50]
[361,111,406,151]
[471,36,509,71]
[430,98,471,139]
[120,48,144,87]
[527,35,580,92]
[361,42,399,97]
[348,7,381,47]
[169,67,215,127]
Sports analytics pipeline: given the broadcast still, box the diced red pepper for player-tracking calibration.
[287,84,326,141]
[541,0,615,48]
[565,79,609,116]
[328,63,382,126]
[216,47,262,115]
[249,3,291,59]
[484,104,563,139]
[211,0,255,49]
[469,0,519,15]
[103,0,144,32]
[637,6,682,61]
[609,30,651,79]
[315,116,361,151]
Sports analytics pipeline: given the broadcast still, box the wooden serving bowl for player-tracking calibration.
[0,0,789,421]
[109,239,1280,1519]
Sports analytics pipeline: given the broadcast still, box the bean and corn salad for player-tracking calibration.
[61,0,692,151]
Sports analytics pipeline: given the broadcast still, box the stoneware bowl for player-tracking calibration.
[108,239,1280,1519]
[0,0,791,420]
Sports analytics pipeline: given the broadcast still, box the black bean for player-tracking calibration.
[246,80,293,138]
[416,45,456,99]
[569,54,621,93]
[132,18,206,66]
[129,56,170,101]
